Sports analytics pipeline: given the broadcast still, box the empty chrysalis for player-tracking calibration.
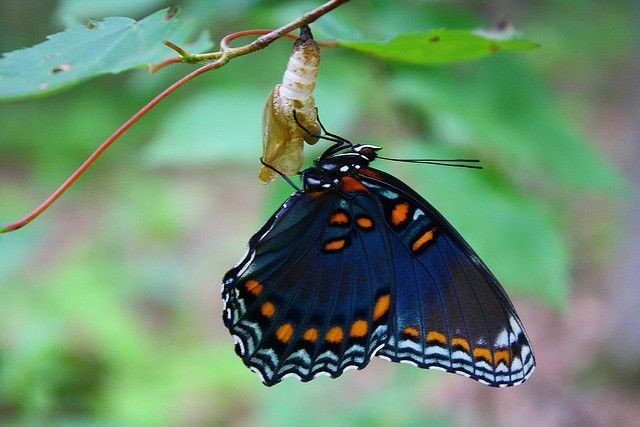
[259,25,321,183]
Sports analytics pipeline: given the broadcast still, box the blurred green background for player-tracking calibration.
[0,0,638,425]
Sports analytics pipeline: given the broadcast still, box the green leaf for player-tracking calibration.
[389,59,625,194]
[0,8,212,102]
[143,87,264,167]
[54,0,165,27]
[338,29,539,64]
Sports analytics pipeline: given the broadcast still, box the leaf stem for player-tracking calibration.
[1,0,350,234]
[150,27,339,73]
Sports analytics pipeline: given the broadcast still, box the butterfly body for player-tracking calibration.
[222,144,535,387]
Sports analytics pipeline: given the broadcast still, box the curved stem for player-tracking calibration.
[1,0,350,233]
[1,56,228,233]
[150,30,337,73]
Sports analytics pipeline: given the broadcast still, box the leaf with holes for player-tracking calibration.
[338,29,539,64]
[0,7,212,102]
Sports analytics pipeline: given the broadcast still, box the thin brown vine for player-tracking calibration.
[1,0,350,233]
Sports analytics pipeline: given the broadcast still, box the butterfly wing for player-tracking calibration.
[222,189,393,385]
[355,166,535,386]
[223,165,535,387]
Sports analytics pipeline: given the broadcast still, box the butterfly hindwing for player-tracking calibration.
[356,166,535,386]
[222,191,391,385]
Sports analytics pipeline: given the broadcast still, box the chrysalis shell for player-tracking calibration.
[259,25,321,183]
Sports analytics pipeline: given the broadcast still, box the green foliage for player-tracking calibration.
[389,60,623,193]
[0,8,212,101]
[0,0,629,425]
[339,29,539,64]
[144,88,265,167]
[55,0,167,27]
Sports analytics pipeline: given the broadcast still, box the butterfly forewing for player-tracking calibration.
[356,166,535,386]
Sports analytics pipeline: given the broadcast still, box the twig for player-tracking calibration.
[150,30,338,73]
[1,0,350,233]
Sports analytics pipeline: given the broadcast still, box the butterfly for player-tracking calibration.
[222,133,535,387]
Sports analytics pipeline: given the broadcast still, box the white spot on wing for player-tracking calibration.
[282,372,303,381]
[495,329,509,347]
[371,342,386,357]
[510,316,523,335]
[495,363,509,373]
[317,350,339,362]
[511,357,523,371]
[286,349,311,365]
[521,344,531,361]
[452,350,472,362]
[425,345,449,358]
[233,335,245,355]
[380,189,399,199]
[345,344,366,356]
[476,360,493,372]
[314,371,332,379]
[398,339,422,352]
[235,250,256,278]
[256,349,278,366]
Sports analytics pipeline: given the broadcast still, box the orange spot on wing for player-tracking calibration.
[260,301,275,318]
[494,349,511,365]
[391,202,410,226]
[325,326,344,343]
[324,238,346,252]
[245,279,263,296]
[350,320,368,338]
[356,216,373,229]
[403,326,420,338]
[373,294,391,321]
[426,331,447,345]
[411,229,436,252]
[452,337,471,352]
[303,328,318,342]
[473,347,493,362]
[276,323,294,343]
[329,211,349,225]
[341,176,369,192]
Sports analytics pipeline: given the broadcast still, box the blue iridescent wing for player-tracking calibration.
[223,168,535,387]
[355,166,535,386]
[222,189,393,385]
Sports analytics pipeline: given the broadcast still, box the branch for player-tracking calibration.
[1,0,350,233]
[151,30,338,73]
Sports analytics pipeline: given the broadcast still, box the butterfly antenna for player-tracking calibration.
[377,155,483,170]
[260,158,301,191]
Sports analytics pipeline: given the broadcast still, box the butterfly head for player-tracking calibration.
[300,144,381,192]
[316,144,381,172]
[352,144,381,161]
